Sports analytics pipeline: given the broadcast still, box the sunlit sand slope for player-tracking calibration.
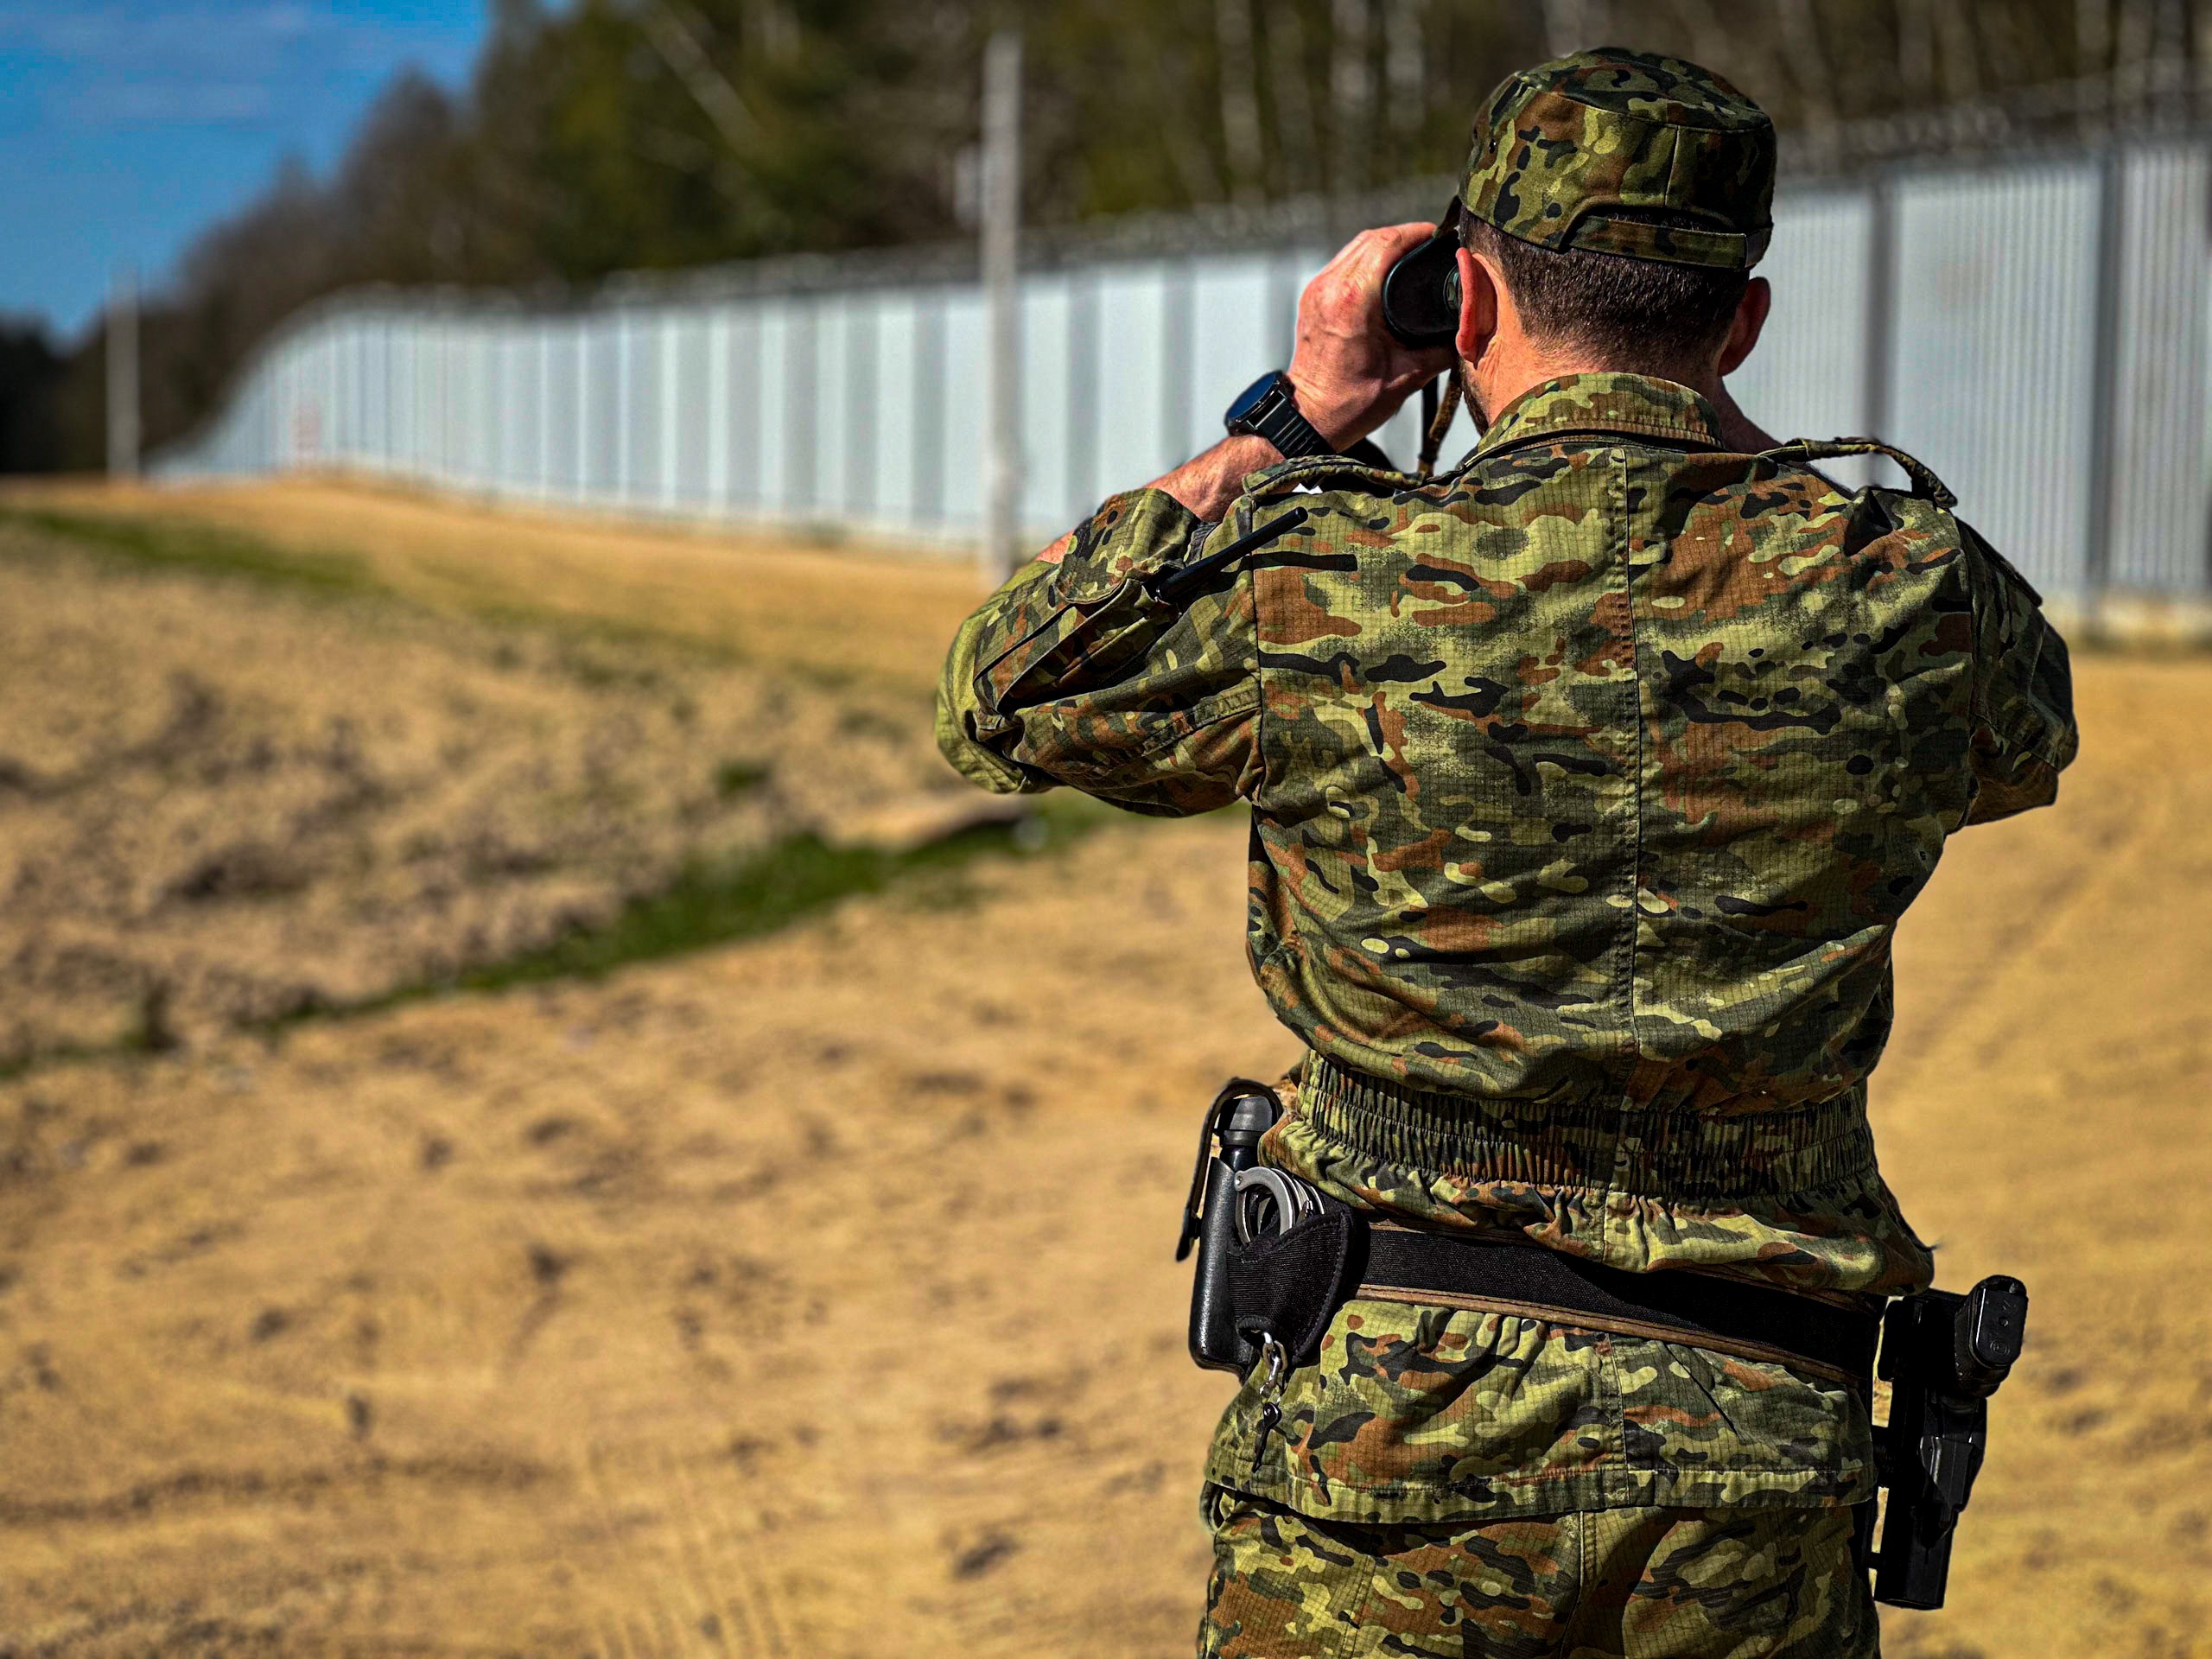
[0,486,2205,1657]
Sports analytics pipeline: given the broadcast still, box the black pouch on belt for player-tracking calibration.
[1226,1194,1364,1366]
[1179,1079,1364,1374]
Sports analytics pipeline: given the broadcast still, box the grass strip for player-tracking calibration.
[447,818,1064,994]
[0,798,1116,1081]
[0,505,376,598]
[264,793,1121,1028]
[0,505,760,674]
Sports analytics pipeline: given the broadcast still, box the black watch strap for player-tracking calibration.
[1224,372,1336,461]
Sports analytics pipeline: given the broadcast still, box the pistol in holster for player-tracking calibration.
[1864,1274,2030,1608]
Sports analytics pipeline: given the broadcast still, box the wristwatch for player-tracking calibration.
[1224,370,1336,461]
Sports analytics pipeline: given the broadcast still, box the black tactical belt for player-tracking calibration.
[1357,1224,1880,1387]
[1188,1079,2020,1610]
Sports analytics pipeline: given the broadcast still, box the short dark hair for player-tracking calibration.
[1463,213,1748,368]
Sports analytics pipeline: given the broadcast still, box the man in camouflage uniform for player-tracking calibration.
[938,48,2075,1659]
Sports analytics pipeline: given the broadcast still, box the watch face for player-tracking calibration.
[1224,371,1283,429]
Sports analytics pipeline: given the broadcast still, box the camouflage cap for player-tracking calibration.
[1463,48,1776,270]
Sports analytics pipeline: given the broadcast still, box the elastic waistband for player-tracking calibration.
[1355,1225,1879,1386]
[1297,1055,1879,1202]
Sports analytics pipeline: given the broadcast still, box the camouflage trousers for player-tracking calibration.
[1198,1487,1878,1659]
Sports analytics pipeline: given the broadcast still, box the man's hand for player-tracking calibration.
[1287,224,1459,449]
[1029,220,1460,545]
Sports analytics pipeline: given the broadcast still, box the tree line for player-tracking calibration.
[7,0,2206,474]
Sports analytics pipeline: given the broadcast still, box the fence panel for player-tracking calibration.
[1189,253,1281,455]
[2110,145,2212,594]
[1092,263,1173,503]
[1018,276,1075,533]
[153,139,2212,601]
[867,294,918,530]
[1735,188,1873,462]
[1887,162,2101,595]
[814,297,853,523]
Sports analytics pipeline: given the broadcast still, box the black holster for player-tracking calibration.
[1176,1080,1358,1375]
[1868,1276,2029,1609]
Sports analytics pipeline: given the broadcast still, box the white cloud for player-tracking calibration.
[0,3,429,130]
[0,4,324,63]
[74,81,275,123]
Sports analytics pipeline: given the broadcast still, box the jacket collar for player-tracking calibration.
[1472,372,1726,457]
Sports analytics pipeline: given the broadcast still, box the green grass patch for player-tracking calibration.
[0,505,761,688]
[440,834,944,994]
[0,505,376,598]
[0,791,1174,1081]
[456,594,749,670]
[277,792,1117,1023]
[0,505,948,701]
[714,759,772,798]
[0,983,182,1084]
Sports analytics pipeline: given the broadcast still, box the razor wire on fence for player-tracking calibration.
[155,135,2211,605]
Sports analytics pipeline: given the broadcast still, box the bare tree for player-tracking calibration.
[1215,0,1267,200]
[2078,0,2113,70]
[2152,0,2190,94]
[1120,27,1219,205]
[1265,4,1322,195]
[1777,0,1839,126]
[1935,1,1984,101]
[1332,0,1377,193]
[2116,0,2156,80]
[640,1,759,152]
[1669,0,1749,77]
[735,0,798,62]
[1900,0,1939,99]
[1383,0,1427,138]
[1980,2,2029,94]
[1543,0,1583,57]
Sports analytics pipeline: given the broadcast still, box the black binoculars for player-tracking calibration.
[1381,198,1467,350]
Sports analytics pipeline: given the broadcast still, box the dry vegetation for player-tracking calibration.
[1,483,2209,1658]
[4,478,974,687]
[0,494,971,1064]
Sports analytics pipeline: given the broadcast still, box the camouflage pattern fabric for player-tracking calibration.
[936,371,2076,1515]
[1461,49,1776,269]
[1199,1293,1872,1525]
[1200,1484,1876,1657]
[938,372,2074,1287]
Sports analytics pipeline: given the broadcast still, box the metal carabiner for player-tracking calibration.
[1248,1331,1291,1475]
[1257,1332,1288,1398]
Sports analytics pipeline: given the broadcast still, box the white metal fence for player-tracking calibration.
[156,138,2212,601]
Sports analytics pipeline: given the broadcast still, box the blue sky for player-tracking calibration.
[0,1,489,340]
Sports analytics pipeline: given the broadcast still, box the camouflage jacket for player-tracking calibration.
[938,372,2075,1518]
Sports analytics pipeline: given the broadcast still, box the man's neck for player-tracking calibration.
[1469,351,1778,453]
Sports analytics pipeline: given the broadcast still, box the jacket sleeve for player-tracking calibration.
[1960,523,2078,824]
[935,487,1262,817]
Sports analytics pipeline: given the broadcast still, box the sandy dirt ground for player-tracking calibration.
[1,484,2208,1657]
[0,519,954,1062]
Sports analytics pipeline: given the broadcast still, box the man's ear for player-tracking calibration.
[1718,276,1771,377]
[1455,245,1500,369]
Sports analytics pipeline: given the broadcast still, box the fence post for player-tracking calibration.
[2085,143,2126,621]
[1161,259,1194,475]
[1860,174,1896,460]
[2202,137,2212,596]
[106,264,140,481]
[981,29,1024,586]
